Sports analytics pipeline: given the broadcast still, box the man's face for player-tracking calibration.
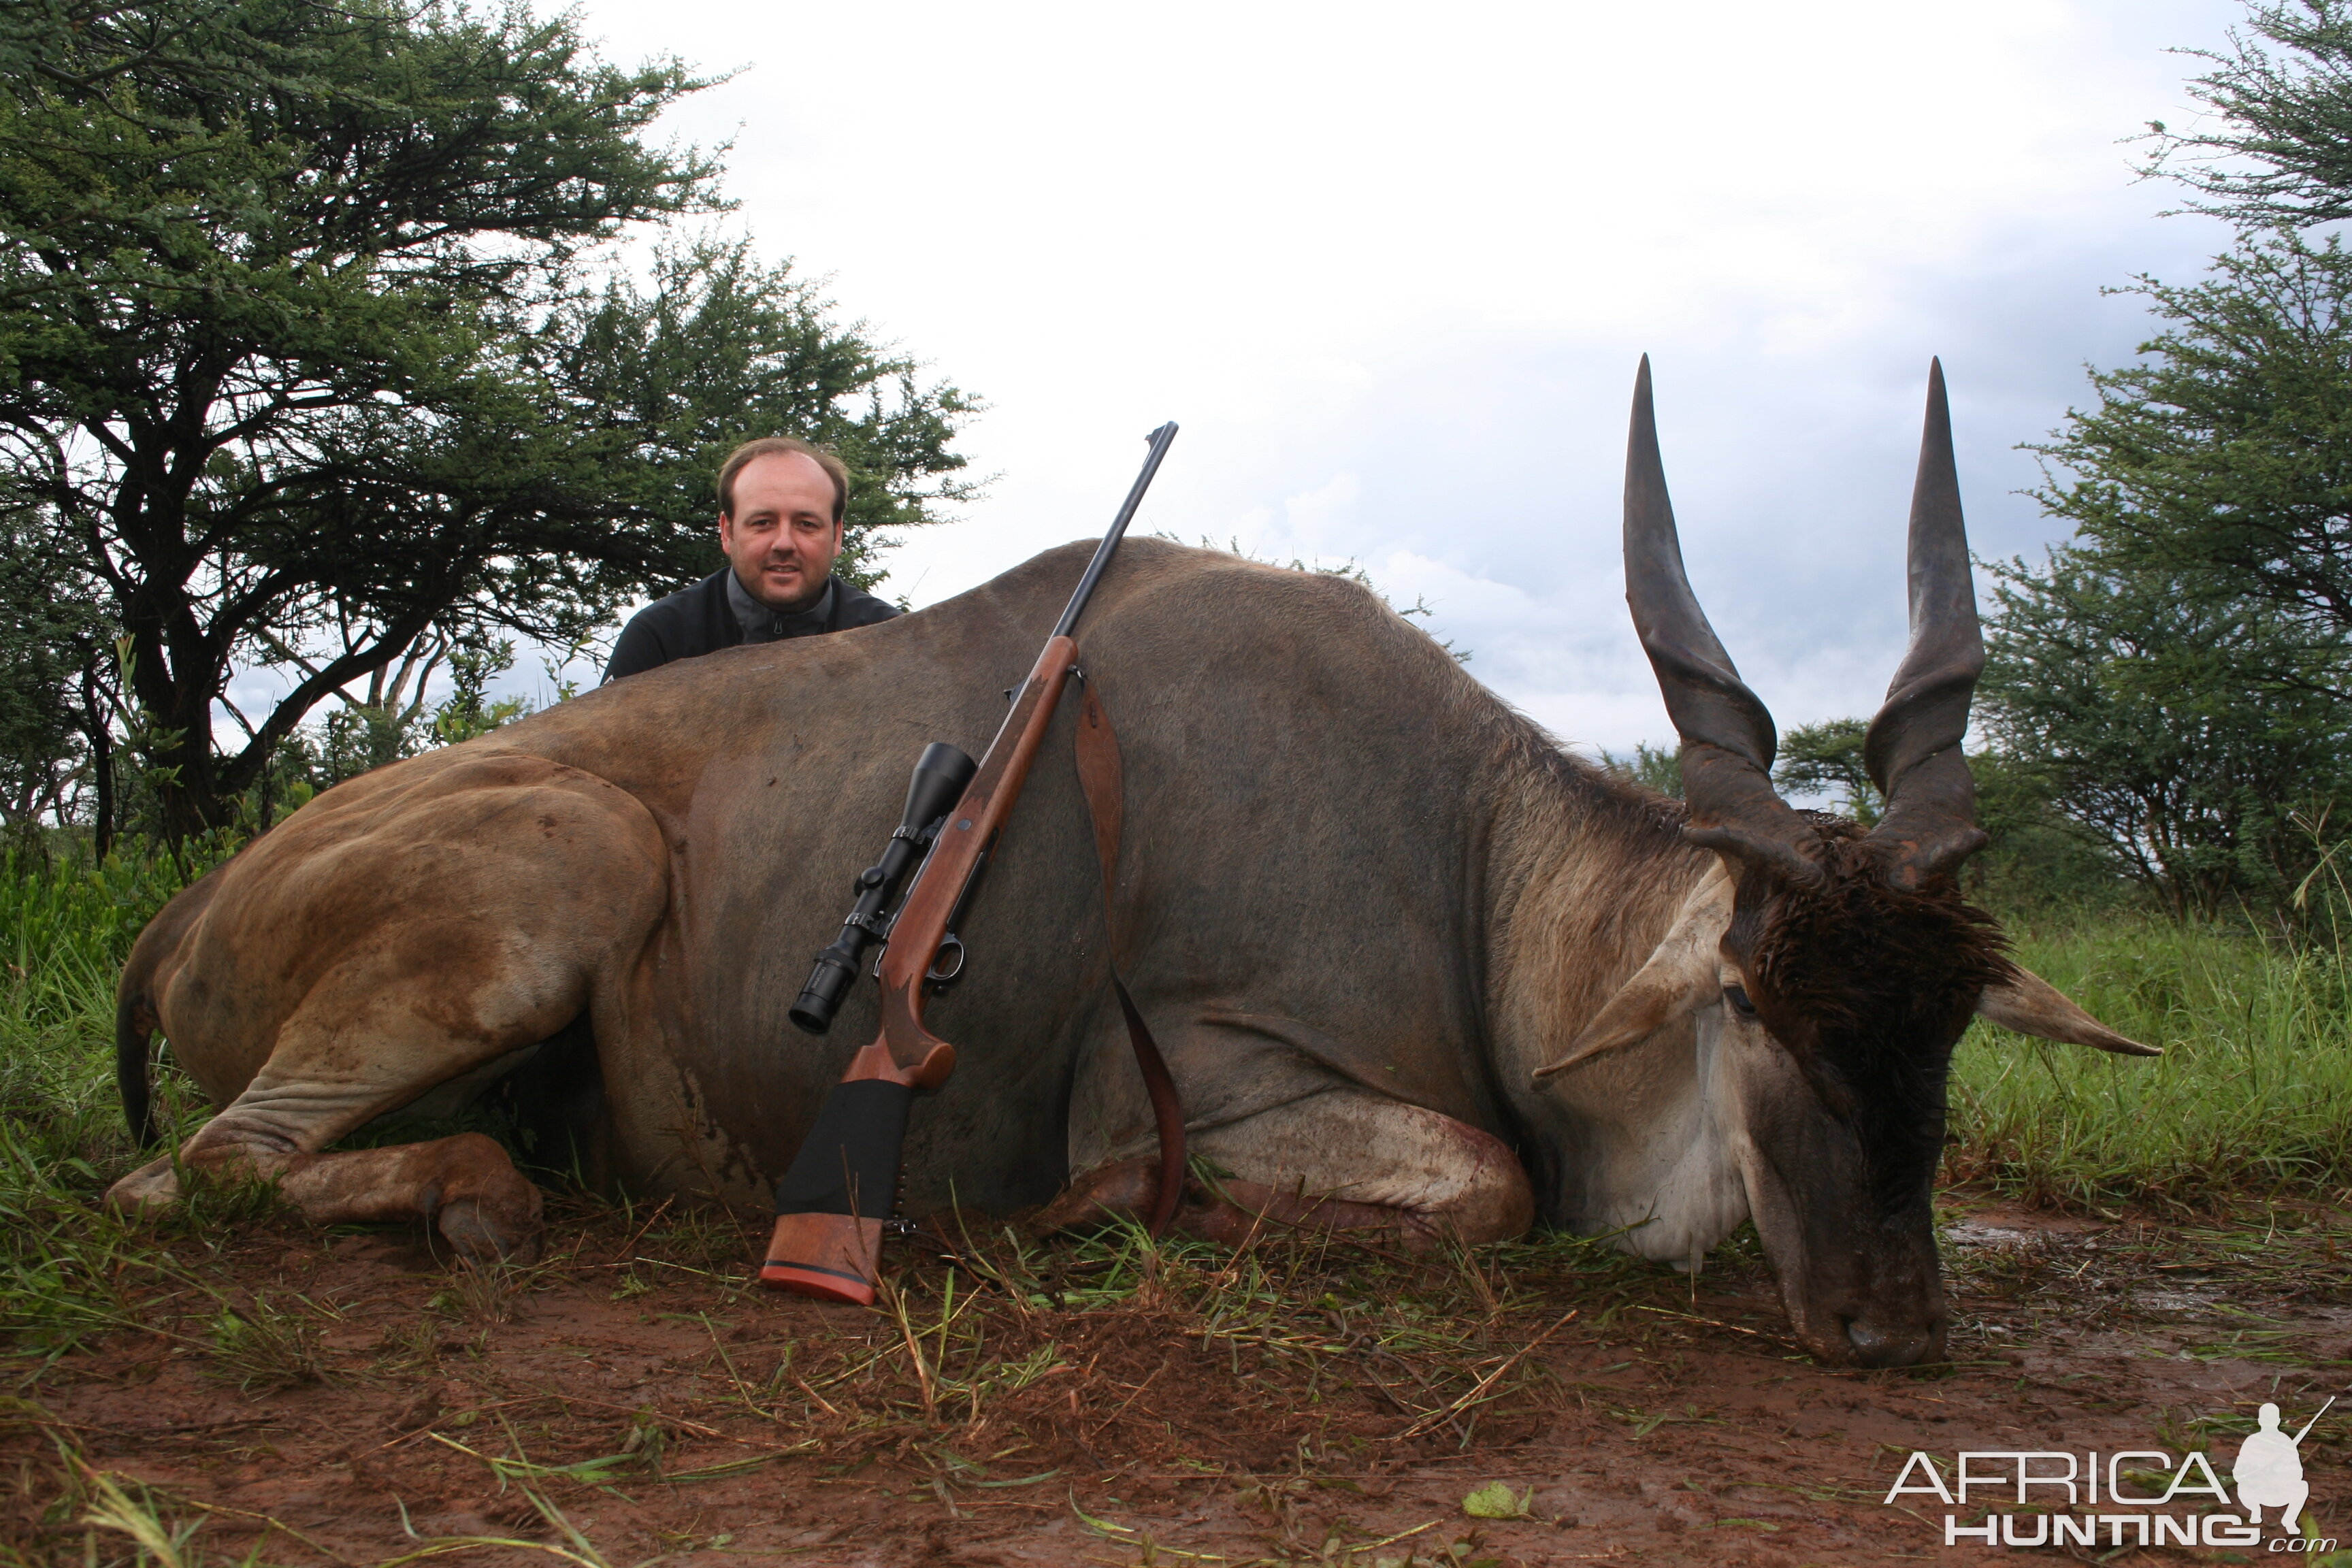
[719,452,844,612]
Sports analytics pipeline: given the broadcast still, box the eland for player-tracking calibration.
[106,359,2147,1367]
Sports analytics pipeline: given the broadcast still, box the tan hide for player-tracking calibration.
[1532,862,1733,1081]
[1977,968,2160,1056]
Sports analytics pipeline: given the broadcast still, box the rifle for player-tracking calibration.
[762,422,1180,1303]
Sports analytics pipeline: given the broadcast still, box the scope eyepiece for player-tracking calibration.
[787,742,979,1036]
[789,953,858,1035]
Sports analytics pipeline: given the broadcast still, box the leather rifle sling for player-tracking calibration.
[1073,678,1187,1236]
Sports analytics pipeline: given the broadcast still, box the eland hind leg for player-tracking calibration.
[108,968,572,1260]
[106,751,668,1261]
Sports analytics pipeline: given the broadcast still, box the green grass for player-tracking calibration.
[1952,911,2352,1211]
[0,842,234,1369]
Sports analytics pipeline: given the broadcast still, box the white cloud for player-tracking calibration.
[408,0,2253,755]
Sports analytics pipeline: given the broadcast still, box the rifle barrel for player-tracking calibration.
[1051,423,1178,640]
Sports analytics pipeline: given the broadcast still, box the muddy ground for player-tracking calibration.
[5,1191,2349,1567]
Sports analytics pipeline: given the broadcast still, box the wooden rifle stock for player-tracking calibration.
[763,425,1177,1304]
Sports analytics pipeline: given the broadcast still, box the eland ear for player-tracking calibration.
[1533,863,1735,1081]
[1976,968,2159,1056]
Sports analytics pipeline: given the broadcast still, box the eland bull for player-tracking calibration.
[105,360,2149,1368]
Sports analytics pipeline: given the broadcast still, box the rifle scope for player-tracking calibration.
[789,742,978,1035]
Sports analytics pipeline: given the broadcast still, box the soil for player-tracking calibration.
[6,1193,2349,1567]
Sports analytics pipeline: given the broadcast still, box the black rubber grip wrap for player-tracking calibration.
[772,1079,911,1218]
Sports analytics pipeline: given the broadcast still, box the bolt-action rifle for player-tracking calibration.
[761,422,1180,1304]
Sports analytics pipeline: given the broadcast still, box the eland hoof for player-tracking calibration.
[104,1156,183,1213]
[436,1196,543,1263]
[1034,1158,1166,1234]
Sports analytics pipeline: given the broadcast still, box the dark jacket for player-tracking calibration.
[604,570,901,683]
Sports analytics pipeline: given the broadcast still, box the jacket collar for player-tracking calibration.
[725,569,835,640]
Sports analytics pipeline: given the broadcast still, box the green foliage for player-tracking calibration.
[259,634,536,806]
[1989,121,2352,917]
[434,638,533,747]
[2142,0,2352,228]
[0,840,235,1365]
[255,632,555,814]
[0,512,105,837]
[0,0,975,836]
[1981,223,2352,916]
[1460,1482,1534,1519]
[0,841,238,1030]
[1770,718,1881,825]
[1978,546,2351,916]
[1597,742,1682,798]
[75,1467,213,1568]
[1963,751,2129,913]
[559,240,980,595]
[2029,231,2352,658]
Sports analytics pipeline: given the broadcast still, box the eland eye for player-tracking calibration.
[1723,984,1758,1017]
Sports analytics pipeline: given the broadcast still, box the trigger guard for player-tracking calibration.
[926,935,966,984]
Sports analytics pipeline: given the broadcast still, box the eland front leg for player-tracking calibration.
[1044,1088,1535,1250]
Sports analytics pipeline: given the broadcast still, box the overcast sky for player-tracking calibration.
[287,0,2259,758]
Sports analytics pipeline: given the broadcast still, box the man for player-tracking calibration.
[604,436,900,681]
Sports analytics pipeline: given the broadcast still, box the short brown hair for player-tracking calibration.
[717,436,849,524]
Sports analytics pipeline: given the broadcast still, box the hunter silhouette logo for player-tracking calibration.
[2236,1399,2330,1533]
[1883,1399,2337,1550]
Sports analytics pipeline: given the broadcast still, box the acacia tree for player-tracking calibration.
[1960,1,2352,912]
[2029,233,2352,660]
[0,1,974,836]
[1770,718,1882,826]
[0,510,105,843]
[2142,0,2352,228]
[1998,229,2352,911]
[1977,547,2351,915]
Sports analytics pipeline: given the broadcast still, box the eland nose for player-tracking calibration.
[1844,1316,1942,1369]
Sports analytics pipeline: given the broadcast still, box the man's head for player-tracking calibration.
[717,436,849,612]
